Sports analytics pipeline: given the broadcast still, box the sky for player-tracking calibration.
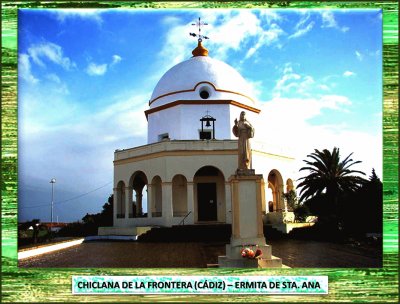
[18,9,382,222]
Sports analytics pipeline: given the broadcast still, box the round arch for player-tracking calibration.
[268,169,284,212]
[116,180,125,218]
[286,178,294,192]
[129,171,148,218]
[193,166,226,222]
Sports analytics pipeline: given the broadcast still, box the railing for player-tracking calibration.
[173,211,190,217]
[152,212,162,217]
[178,211,192,226]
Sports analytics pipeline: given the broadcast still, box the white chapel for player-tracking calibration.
[110,38,297,232]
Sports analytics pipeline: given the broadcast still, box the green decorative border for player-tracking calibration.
[1,1,398,302]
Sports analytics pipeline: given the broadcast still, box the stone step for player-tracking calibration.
[138,225,285,243]
[218,255,282,268]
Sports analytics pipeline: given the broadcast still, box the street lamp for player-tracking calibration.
[50,178,56,237]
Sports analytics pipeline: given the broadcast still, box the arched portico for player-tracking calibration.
[193,166,226,223]
[286,178,294,192]
[268,169,284,212]
[129,171,148,218]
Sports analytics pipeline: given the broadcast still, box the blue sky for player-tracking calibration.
[18,9,382,222]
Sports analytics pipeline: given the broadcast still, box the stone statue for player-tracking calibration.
[232,111,254,172]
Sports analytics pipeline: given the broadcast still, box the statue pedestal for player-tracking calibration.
[218,174,282,268]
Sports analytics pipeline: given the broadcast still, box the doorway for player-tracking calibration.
[197,183,217,221]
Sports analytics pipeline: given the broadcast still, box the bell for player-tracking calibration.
[205,120,211,127]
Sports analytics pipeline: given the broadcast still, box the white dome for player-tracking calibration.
[149,56,256,109]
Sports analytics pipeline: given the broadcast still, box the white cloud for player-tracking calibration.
[46,73,61,83]
[28,41,76,70]
[343,70,356,77]
[274,64,301,97]
[202,11,261,59]
[255,96,381,179]
[321,11,349,32]
[259,10,283,25]
[157,10,285,71]
[111,55,122,65]
[319,84,330,91]
[86,55,122,76]
[52,9,103,24]
[156,17,193,69]
[321,11,336,27]
[86,62,107,76]
[19,54,39,84]
[273,63,327,98]
[289,13,315,39]
[43,74,70,94]
[272,64,348,99]
[19,89,149,208]
[289,21,314,39]
[244,23,284,60]
[355,50,363,61]
[245,79,263,99]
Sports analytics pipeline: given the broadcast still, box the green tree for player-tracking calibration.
[342,168,383,234]
[298,147,366,227]
[282,190,298,211]
[58,194,114,237]
[282,190,310,222]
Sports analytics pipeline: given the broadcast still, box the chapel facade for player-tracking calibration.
[112,40,297,229]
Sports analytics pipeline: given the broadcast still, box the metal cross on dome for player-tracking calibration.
[189,17,209,42]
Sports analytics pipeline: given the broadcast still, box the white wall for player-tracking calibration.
[148,104,261,144]
[113,140,297,227]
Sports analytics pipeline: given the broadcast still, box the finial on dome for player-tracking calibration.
[192,40,209,57]
[189,17,209,57]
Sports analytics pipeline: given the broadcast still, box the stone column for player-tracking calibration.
[225,182,232,224]
[147,184,153,218]
[136,192,143,216]
[125,186,132,219]
[187,182,194,224]
[161,182,173,226]
[284,194,288,213]
[219,174,282,268]
[113,187,117,224]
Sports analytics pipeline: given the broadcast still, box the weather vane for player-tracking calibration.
[190,17,209,42]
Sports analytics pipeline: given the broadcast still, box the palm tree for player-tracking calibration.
[298,147,366,204]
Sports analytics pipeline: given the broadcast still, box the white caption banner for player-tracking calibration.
[72,275,328,294]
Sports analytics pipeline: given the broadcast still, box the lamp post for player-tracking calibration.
[50,178,56,237]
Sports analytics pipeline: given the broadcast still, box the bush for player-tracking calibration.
[293,205,310,222]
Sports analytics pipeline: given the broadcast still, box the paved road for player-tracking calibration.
[19,239,382,268]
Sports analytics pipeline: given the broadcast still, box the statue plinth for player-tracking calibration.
[221,111,282,267]
[235,168,255,176]
[218,174,282,268]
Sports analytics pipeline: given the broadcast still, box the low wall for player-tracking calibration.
[98,226,151,236]
[264,212,295,225]
[272,222,315,234]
